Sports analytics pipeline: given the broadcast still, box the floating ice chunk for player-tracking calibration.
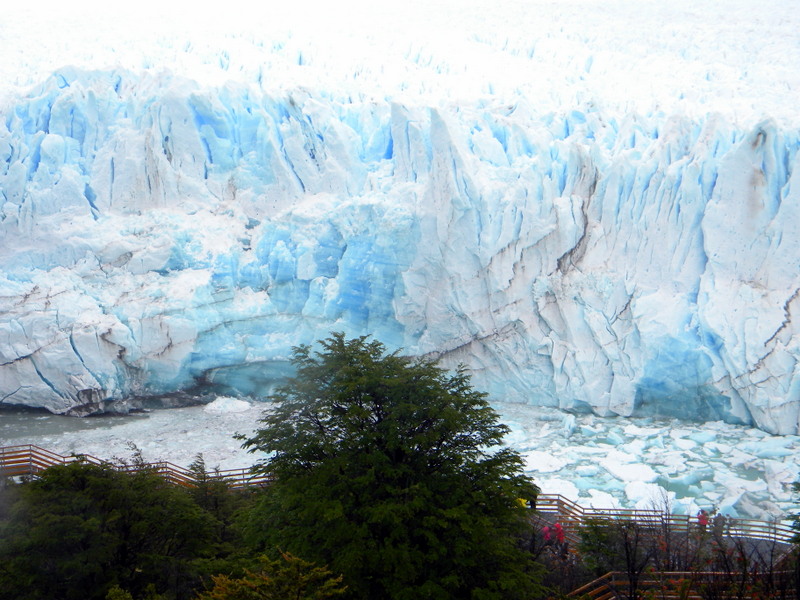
[524,450,569,473]
[575,464,601,476]
[625,481,674,509]
[739,437,798,459]
[580,425,601,436]
[540,478,580,501]
[722,447,758,467]
[622,439,646,455]
[672,497,701,517]
[717,493,744,517]
[713,469,768,495]
[643,447,669,467]
[736,496,783,521]
[688,431,717,444]
[582,490,621,508]
[203,396,253,414]
[623,424,663,437]
[571,446,612,455]
[606,431,625,445]
[669,429,693,441]
[664,465,715,488]
[704,441,732,454]
[503,423,532,448]
[763,459,799,498]
[700,480,717,493]
[600,451,658,482]
[673,438,697,450]
[562,413,577,437]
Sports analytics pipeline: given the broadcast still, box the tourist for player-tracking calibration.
[713,510,725,536]
[697,509,709,532]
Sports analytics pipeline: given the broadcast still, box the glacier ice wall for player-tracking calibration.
[1,68,799,433]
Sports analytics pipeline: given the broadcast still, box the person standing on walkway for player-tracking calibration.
[543,525,552,546]
[554,521,567,557]
[712,510,725,536]
[554,522,564,543]
[697,509,709,532]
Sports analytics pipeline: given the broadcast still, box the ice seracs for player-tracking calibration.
[1,1,800,436]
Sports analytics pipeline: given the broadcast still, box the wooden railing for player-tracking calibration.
[535,494,796,545]
[568,571,616,600]
[0,445,271,489]
[0,446,796,546]
[569,570,798,600]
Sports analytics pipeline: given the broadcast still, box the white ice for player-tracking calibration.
[7,400,798,522]
[1,1,800,435]
[1,0,799,522]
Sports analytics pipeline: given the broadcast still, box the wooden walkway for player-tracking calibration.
[535,495,798,600]
[568,569,798,600]
[535,493,796,545]
[2,445,795,542]
[0,444,271,489]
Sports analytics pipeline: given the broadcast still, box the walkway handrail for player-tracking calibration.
[568,570,798,599]
[536,494,796,545]
[567,571,615,599]
[0,447,796,543]
[0,444,271,489]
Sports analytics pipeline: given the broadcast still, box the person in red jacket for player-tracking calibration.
[554,522,565,544]
[553,521,568,556]
[542,525,552,545]
[697,509,709,532]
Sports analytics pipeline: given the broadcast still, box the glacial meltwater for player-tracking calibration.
[2,399,798,522]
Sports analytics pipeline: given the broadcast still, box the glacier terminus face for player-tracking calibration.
[1,0,799,435]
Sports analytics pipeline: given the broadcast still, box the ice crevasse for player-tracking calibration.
[1,67,799,434]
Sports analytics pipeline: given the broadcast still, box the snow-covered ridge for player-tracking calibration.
[4,1,799,127]
[1,63,799,435]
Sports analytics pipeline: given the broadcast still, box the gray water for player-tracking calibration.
[1,406,150,444]
[2,401,799,523]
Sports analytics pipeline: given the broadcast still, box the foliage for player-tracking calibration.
[578,516,657,600]
[105,584,167,600]
[196,552,345,600]
[240,333,542,600]
[0,461,220,600]
[578,516,627,576]
[188,454,233,515]
[106,586,136,600]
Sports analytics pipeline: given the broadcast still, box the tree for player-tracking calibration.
[0,461,219,600]
[240,333,542,600]
[196,552,345,600]
[578,516,658,600]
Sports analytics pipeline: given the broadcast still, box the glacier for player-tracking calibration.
[2,0,800,435]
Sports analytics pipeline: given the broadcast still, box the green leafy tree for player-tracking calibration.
[578,516,624,577]
[0,461,219,600]
[106,586,136,600]
[240,333,542,600]
[196,552,345,600]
